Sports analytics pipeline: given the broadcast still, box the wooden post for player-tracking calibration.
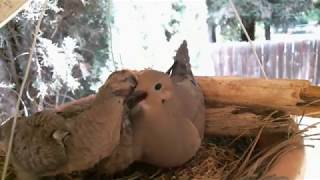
[0,0,30,28]
[196,76,320,117]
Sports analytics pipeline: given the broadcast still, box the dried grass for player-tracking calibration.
[0,114,316,180]
[0,151,15,180]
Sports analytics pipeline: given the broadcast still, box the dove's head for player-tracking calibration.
[98,70,138,98]
[128,70,174,113]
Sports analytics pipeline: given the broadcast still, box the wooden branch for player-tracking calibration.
[5,39,21,92]
[196,76,320,117]
[204,106,296,136]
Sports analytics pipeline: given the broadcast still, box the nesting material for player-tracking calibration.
[100,120,302,180]
[0,115,305,180]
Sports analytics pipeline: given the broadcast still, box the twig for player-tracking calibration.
[0,58,12,83]
[237,127,264,175]
[60,88,74,105]
[5,39,21,92]
[14,52,29,61]
[0,87,29,123]
[302,133,320,138]
[1,1,49,179]
[55,89,60,108]
[50,10,75,39]
[297,113,305,126]
[262,145,300,176]
[26,86,40,109]
[8,23,21,50]
[302,98,320,107]
[296,122,320,135]
[304,138,320,141]
[228,0,268,79]
[228,130,250,147]
[225,127,264,179]
[304,144,315,148]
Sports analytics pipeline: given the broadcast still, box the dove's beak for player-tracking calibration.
[126,90,147,109]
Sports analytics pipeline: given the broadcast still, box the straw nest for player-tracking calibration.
[0,113,310,180]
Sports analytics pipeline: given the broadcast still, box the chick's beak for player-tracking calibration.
[126,90,147,109]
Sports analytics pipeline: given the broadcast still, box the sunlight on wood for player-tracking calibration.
[0,0,30,28]
[196,76,320,117]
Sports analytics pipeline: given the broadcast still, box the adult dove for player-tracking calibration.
[97,40,206,174]
[0,70,145,179]
[131,40,205,167]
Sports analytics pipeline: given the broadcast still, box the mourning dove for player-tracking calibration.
[166,40,206,138]
[1,111,70,180]
[130,47,205,167]
[97,40,205,174]
[0,70,144,179]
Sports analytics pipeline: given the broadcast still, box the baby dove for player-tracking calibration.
[0,70,141,179]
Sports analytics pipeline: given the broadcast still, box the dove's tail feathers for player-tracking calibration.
[167,40,194,79]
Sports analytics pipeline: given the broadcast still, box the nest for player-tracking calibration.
[102,135,301,180]
[0,118,305,180]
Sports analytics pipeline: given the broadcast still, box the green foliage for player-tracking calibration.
[206,0,313,39]
[305,1,320,23]
[172,0,186,12]
[0,0,114,114]
[206,0,270,40]
[206,0,271,23]
[75,0,113,95]
[269,0,312,30]
[220,19,241,41]
[43,0,114,97]
[163,0,186,41]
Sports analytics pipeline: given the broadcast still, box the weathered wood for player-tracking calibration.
[204,107,295,136]
[196,76,320,117]
[0,0,30,28]
[302,86,320,98]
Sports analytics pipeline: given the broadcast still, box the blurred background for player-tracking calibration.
[0,0,319,179]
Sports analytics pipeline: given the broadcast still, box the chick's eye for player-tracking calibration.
[154,83,162,91]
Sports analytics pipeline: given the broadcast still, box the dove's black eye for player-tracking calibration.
[154,83,162,91]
